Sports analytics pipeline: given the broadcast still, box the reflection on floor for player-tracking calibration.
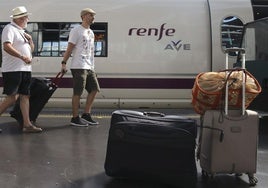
[0,109,267,188]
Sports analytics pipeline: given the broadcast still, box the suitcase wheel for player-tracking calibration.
[201,170,214,180]
[202,170,257,186]
[248,173,258,186]
[201,169,208,180]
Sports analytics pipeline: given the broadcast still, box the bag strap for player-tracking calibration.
[217,68,247,122]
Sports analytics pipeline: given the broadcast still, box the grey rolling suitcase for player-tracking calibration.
[198,48,259,186]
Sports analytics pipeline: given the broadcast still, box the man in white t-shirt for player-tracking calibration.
[61,8,100,127]
[0,6,42,133]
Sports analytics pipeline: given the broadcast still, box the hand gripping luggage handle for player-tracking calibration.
[52,72,65,86]
[224,48,246,115]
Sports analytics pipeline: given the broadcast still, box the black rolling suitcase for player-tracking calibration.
[10,72,64,125]
[104,110,198,187]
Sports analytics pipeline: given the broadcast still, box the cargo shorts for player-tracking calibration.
[71,69,100,96]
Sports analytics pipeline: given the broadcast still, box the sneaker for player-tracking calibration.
[23,125,42,133]
[81,113,99,126]
[70,116,88,127]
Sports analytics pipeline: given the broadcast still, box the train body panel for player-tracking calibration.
[0,0,259,108]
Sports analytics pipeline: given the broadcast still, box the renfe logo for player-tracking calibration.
[128,23,175,41]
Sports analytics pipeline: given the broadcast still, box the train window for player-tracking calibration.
[28,22,78,57]
[0,22,107,61]
[0,23,8,66]
[221,16,244,56]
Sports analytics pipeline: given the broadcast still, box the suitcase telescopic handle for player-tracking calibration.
[224,48,246,115]
[224,48,245,54]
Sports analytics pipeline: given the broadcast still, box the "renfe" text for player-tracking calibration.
[128,23,175,41]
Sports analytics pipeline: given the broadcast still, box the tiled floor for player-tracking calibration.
[0,109,267,188]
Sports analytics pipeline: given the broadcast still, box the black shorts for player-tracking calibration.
[2,71,32,95]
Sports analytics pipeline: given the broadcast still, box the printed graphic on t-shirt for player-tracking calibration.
[81,30,93,62]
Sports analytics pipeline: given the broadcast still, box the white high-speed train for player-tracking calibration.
[1,0,268,110]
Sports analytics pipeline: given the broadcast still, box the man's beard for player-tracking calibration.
[23,21,28,28]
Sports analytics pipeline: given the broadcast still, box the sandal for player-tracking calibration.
[23,125,42,133]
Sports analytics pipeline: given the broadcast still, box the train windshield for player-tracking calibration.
[238,17,268,111]
[241,17,268,62]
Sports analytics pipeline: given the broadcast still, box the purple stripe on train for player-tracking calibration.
[0,77,194,89]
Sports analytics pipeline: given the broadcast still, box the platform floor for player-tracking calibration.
[0,108,267,188]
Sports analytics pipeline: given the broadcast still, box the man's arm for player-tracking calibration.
[3,42,31,64]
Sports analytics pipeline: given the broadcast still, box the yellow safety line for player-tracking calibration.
[2,113,111,119]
